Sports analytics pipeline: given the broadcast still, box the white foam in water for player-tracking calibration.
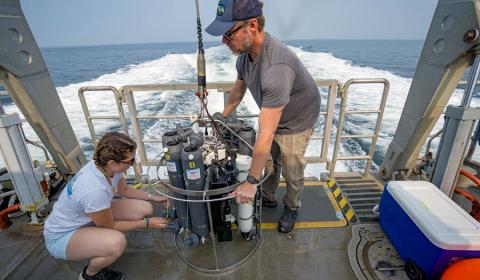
[1,44,478,178]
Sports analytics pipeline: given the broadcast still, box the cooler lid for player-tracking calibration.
[386,181,480,250]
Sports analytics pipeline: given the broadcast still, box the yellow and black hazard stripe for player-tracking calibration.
[327,179,358,223]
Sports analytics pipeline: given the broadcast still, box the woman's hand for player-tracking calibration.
[147,217,169,229]
[151,195,170,208]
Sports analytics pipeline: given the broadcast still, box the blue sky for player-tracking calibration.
[21,0,438,47]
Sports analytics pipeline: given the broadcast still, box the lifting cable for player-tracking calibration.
[193,0,232,155]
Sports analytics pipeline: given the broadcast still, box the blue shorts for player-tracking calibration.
[45,230,77,260]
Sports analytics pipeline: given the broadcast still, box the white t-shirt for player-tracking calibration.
[43,161,123,240]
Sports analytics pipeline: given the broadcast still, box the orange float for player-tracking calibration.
[441,258,480,280]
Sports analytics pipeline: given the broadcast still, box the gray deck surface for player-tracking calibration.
[5,227,357,280]
[1,180,359,280]
[10,171,476,279]
[8,173,466,279]
[262,184,341,223]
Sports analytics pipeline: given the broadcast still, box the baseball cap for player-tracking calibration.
[205,0,262,36]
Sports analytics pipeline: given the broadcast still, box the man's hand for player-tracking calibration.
[230,181,257,204]
[195,90,208,98]
[212,112,225,122]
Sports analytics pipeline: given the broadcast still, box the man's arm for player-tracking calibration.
[231,105,284,203]
[223,79,247,117]
[231,62,295,203]
[248,106,284,179]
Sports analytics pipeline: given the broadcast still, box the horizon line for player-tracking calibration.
[40,38,425,49]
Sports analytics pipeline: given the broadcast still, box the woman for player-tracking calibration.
[44,132,169,280]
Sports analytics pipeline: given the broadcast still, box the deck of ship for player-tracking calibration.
[0,173,418,280]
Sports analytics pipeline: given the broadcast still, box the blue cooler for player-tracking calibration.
[380,181,480,279]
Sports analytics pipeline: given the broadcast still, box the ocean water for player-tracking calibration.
[1,39,478,176]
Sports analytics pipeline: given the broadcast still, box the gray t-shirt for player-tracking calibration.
[236,32,320,134]
[43,161,123,240]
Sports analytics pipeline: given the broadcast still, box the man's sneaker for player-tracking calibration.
[277,206,298,233]
[261,196,278,208]
[79,266,126,280]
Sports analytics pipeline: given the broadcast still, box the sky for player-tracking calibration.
[20,0,438,47]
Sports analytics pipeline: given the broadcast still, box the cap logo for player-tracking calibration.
[217,4,225,16]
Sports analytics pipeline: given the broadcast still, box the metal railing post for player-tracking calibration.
[363,80,389,177]
[330,86,347,177]
[78,88,98,143]
[321,81,339,162]
[123,89,146,178]
[330,79,389,178]
[113,89,129,136]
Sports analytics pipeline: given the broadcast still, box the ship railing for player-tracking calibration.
[78,86,129,143]
[329,78,390,178]
[78,79,341,179]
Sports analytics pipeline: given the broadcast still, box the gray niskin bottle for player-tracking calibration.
[238,127,256,156]
[181,145,209,240]
[165,140,190,230]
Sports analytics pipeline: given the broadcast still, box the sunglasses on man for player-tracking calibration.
[223,20,252,41]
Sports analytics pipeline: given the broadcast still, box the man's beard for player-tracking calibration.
[229,37,253,56]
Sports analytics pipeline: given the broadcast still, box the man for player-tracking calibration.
[206,0,320,233]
